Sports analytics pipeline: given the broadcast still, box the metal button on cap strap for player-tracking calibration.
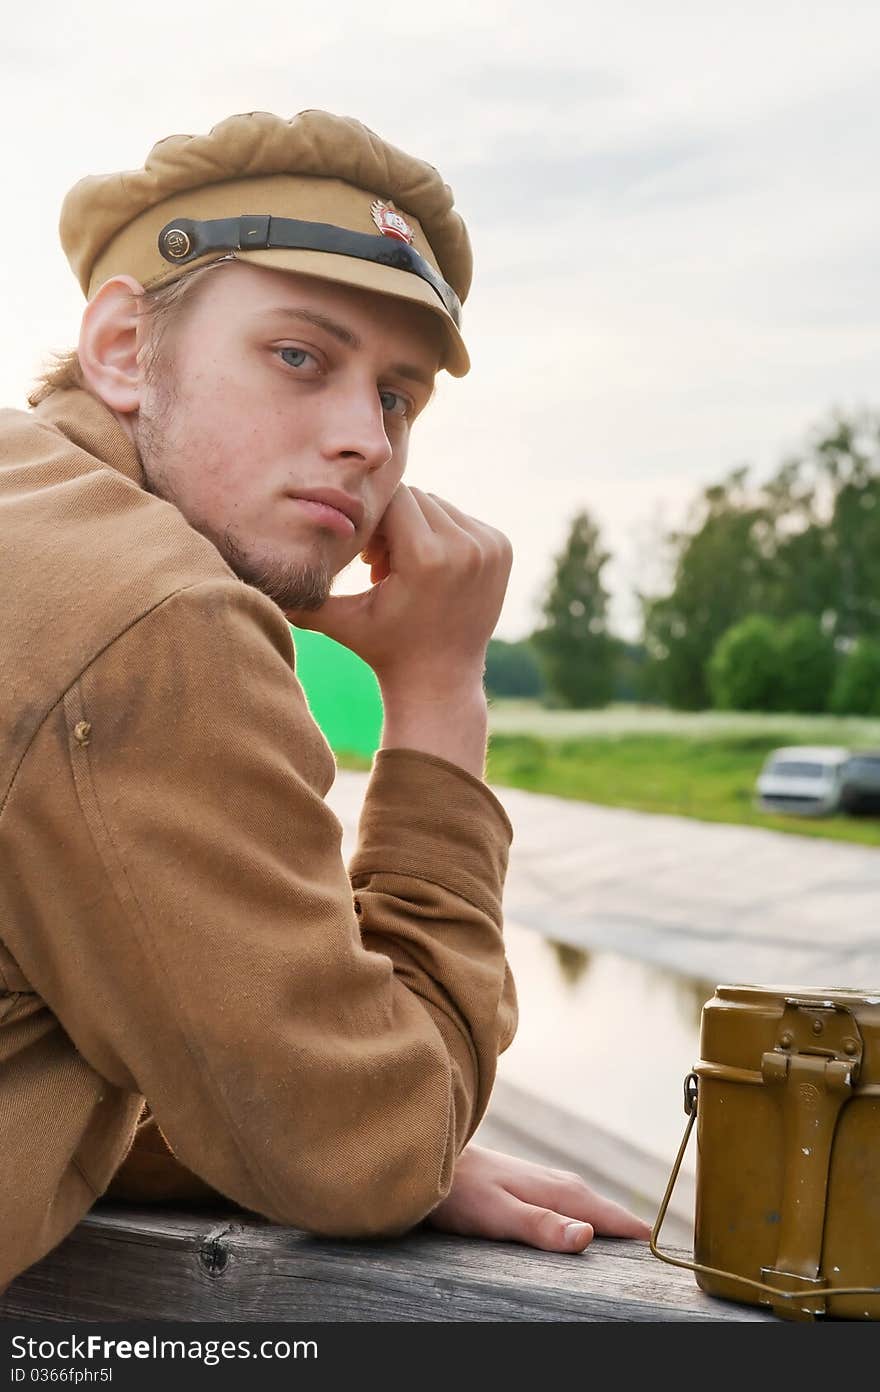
[161,228,192,259]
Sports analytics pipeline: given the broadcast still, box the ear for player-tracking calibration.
[77,275,146,415]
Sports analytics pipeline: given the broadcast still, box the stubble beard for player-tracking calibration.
[213,528,332,612]
[135,378,333,613]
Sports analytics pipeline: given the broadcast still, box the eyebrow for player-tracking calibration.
[257,306,436,388]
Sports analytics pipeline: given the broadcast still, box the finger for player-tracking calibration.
[408,487,479,541]
[405,489,508,582]
[284,591,370,645]
[369,553,391,584]
[359,533,387,566]
[586,1197,652,1240]
[486,1152,653,1235]
[419,493,512,577]
[504,1169,652,1240]
[358,536,391,583]
[421,492,492,537]
[371,484,439,569]
[481,1190,596,1254]
[374,488,495,574]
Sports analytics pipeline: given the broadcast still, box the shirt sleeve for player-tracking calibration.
[4,578,517,1237]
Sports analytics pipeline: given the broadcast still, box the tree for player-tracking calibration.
[830,638,880,715]
[484,638,545,699]
[775,614,837,713]
[641,410,880,708]
[612,640,650,702]
[532,510,616,708]
[708,615,784,711]
[641,471,775,709]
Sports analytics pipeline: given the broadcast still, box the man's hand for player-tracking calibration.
[286,485,512,777]
[285,484,512,695]
[425,1144,653,1253]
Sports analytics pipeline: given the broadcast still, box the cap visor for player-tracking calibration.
[235,246,469,377]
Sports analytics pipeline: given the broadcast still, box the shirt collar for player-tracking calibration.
[33,388,146,489]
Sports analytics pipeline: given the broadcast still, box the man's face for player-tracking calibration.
[134,262,443,610]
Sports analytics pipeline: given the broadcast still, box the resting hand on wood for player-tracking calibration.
[425,1144,652,1253]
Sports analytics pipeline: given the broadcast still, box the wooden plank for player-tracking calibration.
[1,1204,774,1323]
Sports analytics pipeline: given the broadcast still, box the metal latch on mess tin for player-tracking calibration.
[758,998,863,1318]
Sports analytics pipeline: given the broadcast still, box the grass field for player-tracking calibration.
[486,701,880,745]
[479,702,880,846]
[334,702,880,844]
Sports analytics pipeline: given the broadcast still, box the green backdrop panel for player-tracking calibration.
[290,625,382,759]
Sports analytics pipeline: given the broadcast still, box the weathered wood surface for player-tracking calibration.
[1,1204,774,1322]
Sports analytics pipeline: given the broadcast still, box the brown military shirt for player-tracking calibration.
[0,388,517,1289]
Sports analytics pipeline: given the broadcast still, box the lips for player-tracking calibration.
[286,488,364,535]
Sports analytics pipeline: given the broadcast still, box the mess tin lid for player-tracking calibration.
[697,983,880,1083]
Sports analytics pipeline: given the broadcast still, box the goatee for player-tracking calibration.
[218,528,332,612]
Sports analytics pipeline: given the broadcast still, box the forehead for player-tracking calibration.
[192,261,444,362]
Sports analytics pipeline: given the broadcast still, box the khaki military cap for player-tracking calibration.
[60,110,472,375]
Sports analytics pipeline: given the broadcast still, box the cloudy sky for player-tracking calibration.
[3,0,879,638]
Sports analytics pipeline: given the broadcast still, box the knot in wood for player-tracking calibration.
[199,1230,230,1278]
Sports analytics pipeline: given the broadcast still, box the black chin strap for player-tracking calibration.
[157,215,461,327]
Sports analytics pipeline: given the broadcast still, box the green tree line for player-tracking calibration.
[487,409,880,712]
[643,410,880,712]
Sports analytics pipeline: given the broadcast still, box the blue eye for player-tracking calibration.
[279,347,315,369]
[380,390,410,418]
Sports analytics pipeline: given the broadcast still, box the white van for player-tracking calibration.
[755,745,850,817]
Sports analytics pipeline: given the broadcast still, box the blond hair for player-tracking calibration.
[28,262,229,407]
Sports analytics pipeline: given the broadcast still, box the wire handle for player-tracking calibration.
[649,1071,880,1312]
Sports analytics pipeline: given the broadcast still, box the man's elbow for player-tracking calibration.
[260,1129,455,1241]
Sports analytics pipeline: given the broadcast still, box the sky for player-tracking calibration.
[2,0,879,640]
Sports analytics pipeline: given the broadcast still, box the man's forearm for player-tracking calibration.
[379,677,489,780]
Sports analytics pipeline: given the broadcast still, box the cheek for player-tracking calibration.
[174,377,288,501]
[144,415,245,532]
[202,369,307,459]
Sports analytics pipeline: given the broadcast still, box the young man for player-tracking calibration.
[0,110,648,1291]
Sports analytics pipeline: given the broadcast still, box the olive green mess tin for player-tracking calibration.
[651,984,880,1321]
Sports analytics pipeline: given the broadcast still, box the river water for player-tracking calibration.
[496,920,716,1175]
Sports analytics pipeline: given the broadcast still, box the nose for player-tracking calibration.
[319,382,393,473]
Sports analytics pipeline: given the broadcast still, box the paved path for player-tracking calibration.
[327,772,880,987]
